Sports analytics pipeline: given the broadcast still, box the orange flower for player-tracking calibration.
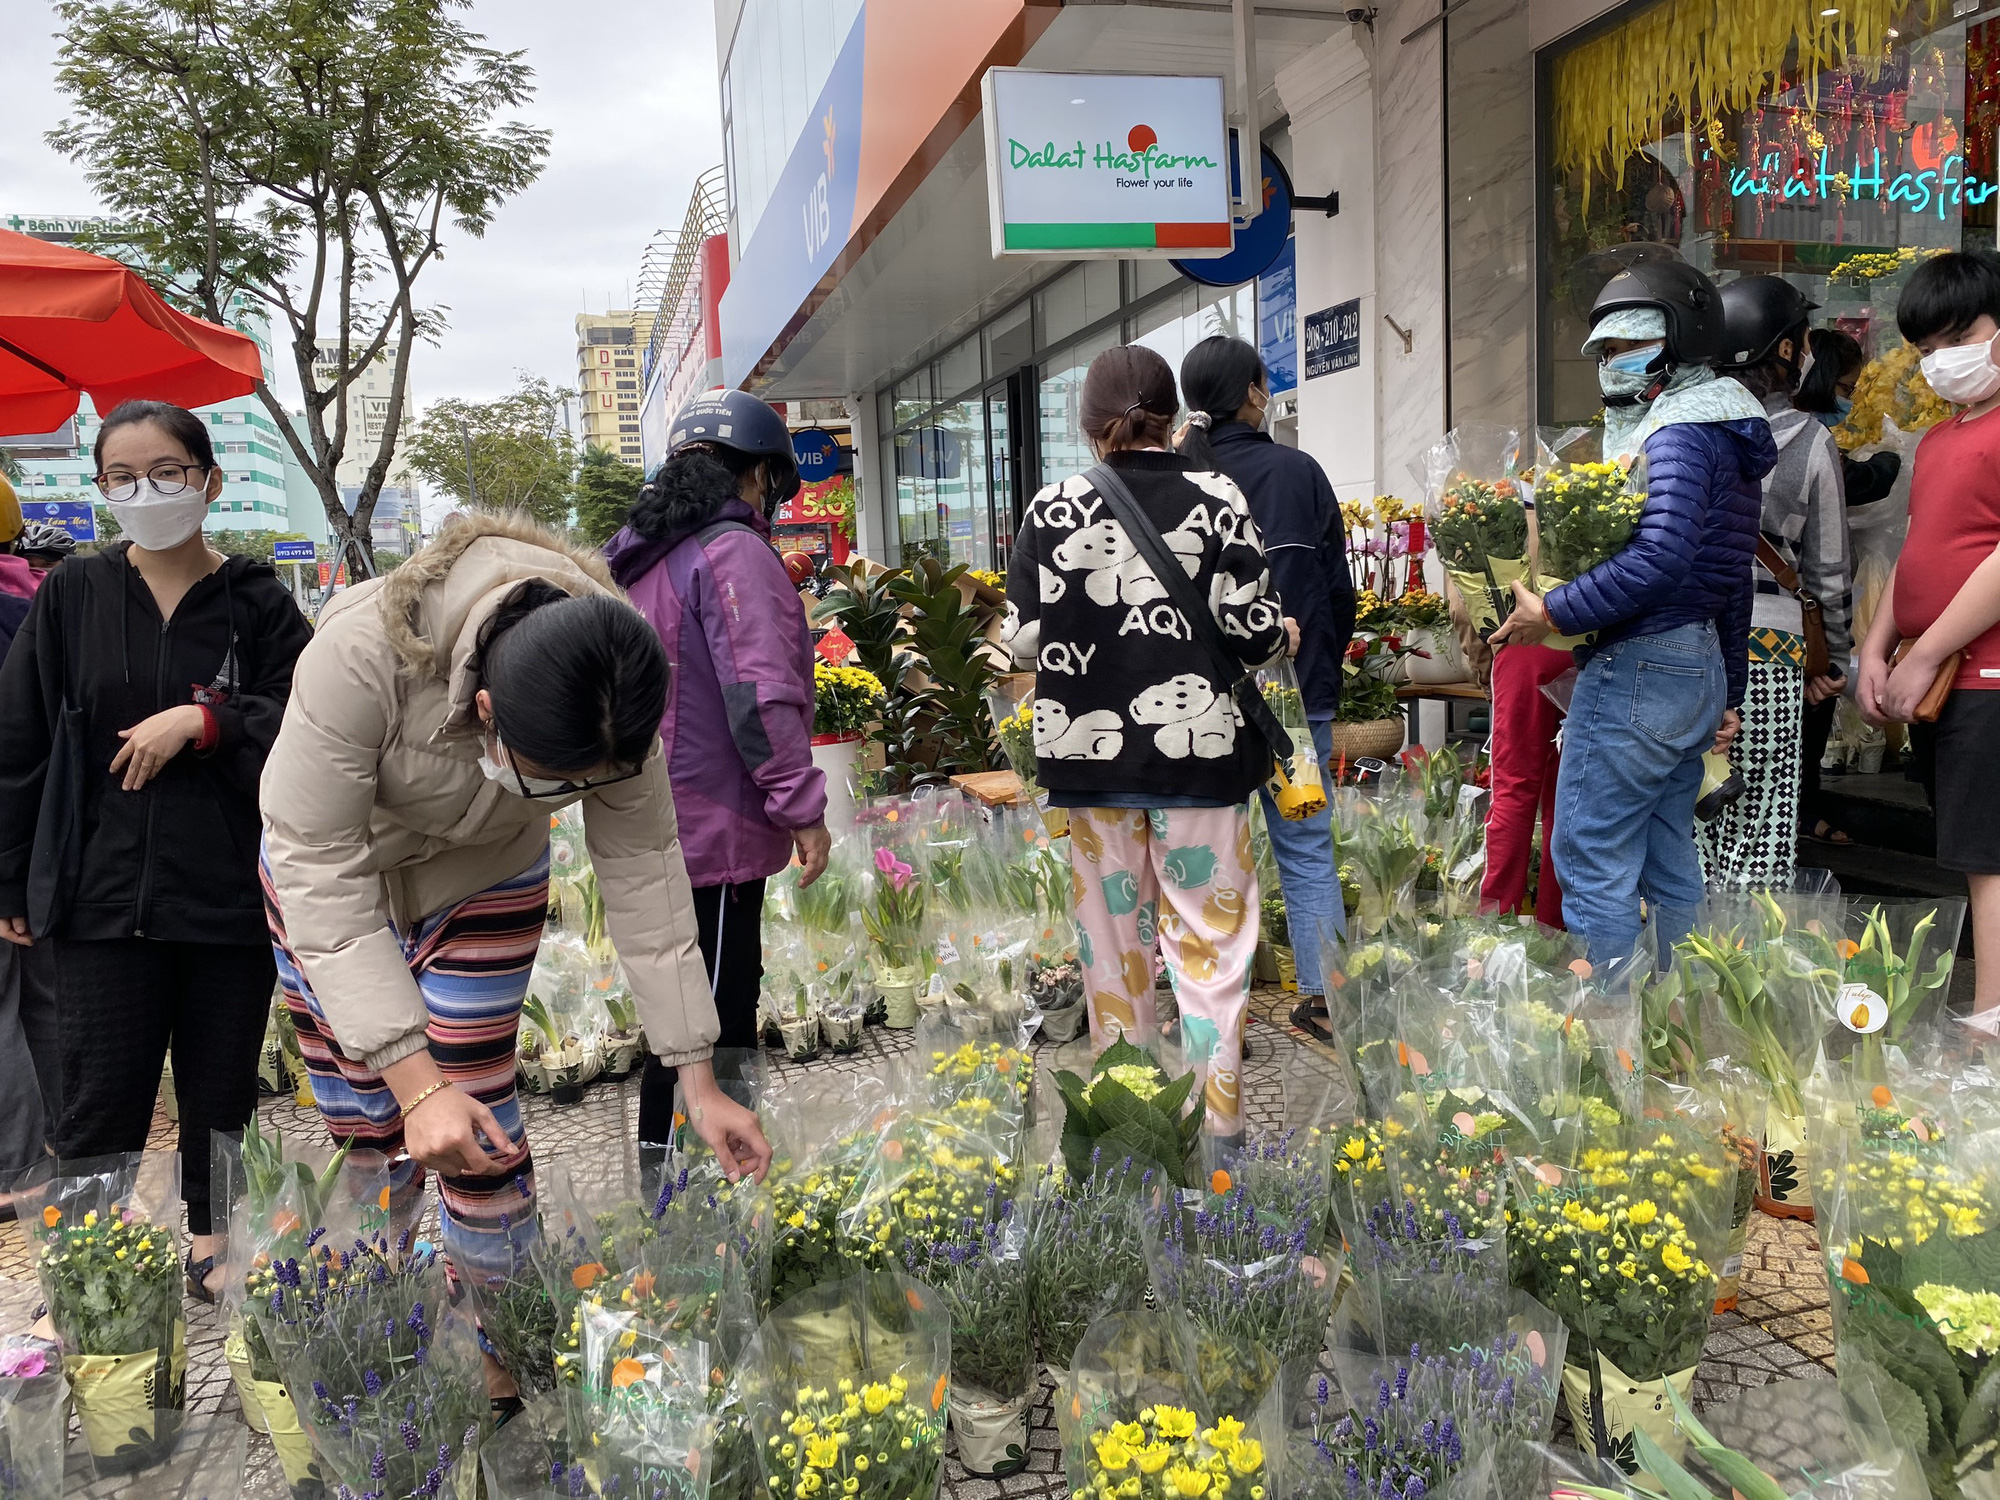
[995,1055,1012,1073]
[673,1112,687,1129]
[882,1139,905,1163]
[905,1287,926,1313]
[612,1358,647,1389]
[1841,1258,1870,1285]
[572,1262,606,1291]
[40,1206,58,1228]
[1871,1085,1895,1109]
[271,1210,302,1235]
[378,1186,392,1212]
[632,1271,657,1299]
[1210,1169,1233,1195]
[1837,939,1860,960]
[930,1374,948,1410]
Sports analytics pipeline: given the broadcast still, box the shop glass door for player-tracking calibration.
[984,377,1022,572]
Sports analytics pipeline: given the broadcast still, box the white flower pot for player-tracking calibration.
[811,733,865,835]
[1402,627,1467,685]
[951,1387,1033,1477]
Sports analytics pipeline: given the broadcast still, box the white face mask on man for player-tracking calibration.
[1920,332,2000,406]
[106,478,213,551]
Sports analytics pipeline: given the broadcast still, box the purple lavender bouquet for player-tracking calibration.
[247,1233,487,1500]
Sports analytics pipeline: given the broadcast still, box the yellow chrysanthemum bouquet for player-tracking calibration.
[813,661,886,740]
[1531,458,1648,648]
[741,1273,950,1500]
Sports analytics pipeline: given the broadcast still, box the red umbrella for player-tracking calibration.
[0,227,264,434]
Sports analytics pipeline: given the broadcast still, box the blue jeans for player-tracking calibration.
[1552,623,1725,965]
[1258,717,1342,995]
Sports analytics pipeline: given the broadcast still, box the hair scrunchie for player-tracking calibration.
[1185,411,1213,431]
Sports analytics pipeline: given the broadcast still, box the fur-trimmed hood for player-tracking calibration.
[374,508,618,681]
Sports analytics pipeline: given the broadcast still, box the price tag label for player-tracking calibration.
[1838,982,1887,1034]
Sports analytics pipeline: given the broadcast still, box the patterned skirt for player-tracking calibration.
[1696,652,1804,889]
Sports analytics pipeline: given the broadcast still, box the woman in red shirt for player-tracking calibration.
[1857,251,2000,1012]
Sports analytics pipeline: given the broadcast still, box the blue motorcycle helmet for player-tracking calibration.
[664,389,802,514]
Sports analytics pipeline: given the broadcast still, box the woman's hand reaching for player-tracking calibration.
[679,1059,772,1183]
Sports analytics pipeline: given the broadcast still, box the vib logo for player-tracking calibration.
[803,107,837,261]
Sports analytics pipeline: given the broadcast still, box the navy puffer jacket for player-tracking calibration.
[1545,417,1775,708]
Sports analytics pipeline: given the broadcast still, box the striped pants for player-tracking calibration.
[261,847,549,1273]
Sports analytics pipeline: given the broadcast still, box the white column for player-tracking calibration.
[1276,35,1377,503]
[846,392,888,562]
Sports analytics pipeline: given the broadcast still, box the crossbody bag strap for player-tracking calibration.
[1755,535,1808,600]
[1083,462,1290,757]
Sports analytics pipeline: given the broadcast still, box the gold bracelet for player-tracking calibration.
[402,1080,451,1118]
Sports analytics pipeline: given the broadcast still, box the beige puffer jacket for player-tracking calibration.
[260,512,714,1073]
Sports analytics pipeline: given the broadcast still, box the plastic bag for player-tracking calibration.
[1025,1154,1162,1379]
[1058,1308,1274,1500]
[748,1072,898,1306]
[739,1274,949,1500]
[837,1105,1019,1272]
[1422,423,1531,638]
[117,1414,250,1500]
[903,1203,1035,1476]
[524,931,611,1094]
[1256,656,1327,821]
[0,1319,64,1500]
[1531,452,1648,647]
[17,1151,185,1477]
[1840,898,1965,1078]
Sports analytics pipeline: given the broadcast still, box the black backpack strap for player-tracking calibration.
[1082,462,1290,764]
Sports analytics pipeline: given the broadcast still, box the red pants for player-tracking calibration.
[1481,643,1570,926]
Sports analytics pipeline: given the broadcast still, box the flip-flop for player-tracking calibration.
[1806,819,1855,845]
[184,1249,219,1305]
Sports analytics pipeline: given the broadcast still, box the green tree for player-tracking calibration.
[48,0,550,578]
[571,443,644,547]
[404,376,576,530]
[0,450,22,485]
[205,529,312,565]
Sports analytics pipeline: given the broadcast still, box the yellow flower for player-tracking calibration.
[1626,1200,1657,1226]
[806,1435,840,1469]
[1228,1441,1264,1476]
[1208,1416,1246,1451]
[1165,1465,1213,1498]
[1133,1443,1172,1474]
[861,1383,892,1415]
[1151,1406,1198,1440]
[1095,1439,1133,1472]
[1661,1241,1693,1275]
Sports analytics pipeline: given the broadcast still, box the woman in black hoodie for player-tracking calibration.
[0,400,311,1297]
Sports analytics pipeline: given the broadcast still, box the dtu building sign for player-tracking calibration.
[982,69,1232,257]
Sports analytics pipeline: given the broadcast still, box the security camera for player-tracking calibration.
[1345,5,1378,24]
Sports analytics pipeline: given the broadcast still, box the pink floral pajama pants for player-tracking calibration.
[1067,805,1260,1128]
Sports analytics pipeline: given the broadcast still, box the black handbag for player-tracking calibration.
[1083,462,1292,776]
[26,567,89,939]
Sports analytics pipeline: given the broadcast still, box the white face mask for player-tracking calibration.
[107,479,212,552]
[1921,334,2000,406]
[478,730,573,799]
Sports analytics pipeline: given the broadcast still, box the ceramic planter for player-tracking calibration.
[779,1014,822,1062]
[876,964,921,1028]
[950,1387,1032,1477]
[810,732,866,835]
[821,1007,865,1053]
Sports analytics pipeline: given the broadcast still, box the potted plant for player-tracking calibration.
[522,991,592,1105]
[861,844,929,1027]
[592,961,646,1079]
[1394,585,1467,684]
[811,661,885,834]
[1329,633,1410,766]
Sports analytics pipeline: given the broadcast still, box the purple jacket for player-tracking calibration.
[605,500,826,886]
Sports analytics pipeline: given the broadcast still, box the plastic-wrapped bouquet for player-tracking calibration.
[1053,1040,1206,1190]
[0,1326,64,1500]
[21,1151,185,1476]
[739,1273,949,1500]
[860,832,930,1027]
[1422,425,1530,638]
[1025,1155,1160,1384]
[902,1202,1035,1476]
[250,1232,487,1500]
[1258,656,1327,822]
[837,1110,1019,1271]
[744,1076,895,1307]
[1532,458,1647,635]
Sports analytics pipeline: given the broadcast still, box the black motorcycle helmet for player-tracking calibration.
[1716,275,1819,372]
[1588,258,1728,369]
[665,389,802,510]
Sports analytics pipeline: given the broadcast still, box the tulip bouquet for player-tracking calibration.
[1025,1155,1161,1380]
[860,843,930,1025]
[22,1152,185,1475]
[0,1333,63,1500]
[740,1273,950,1500]
[1840,900,1963,1081]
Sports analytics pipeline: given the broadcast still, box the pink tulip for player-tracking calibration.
[873,846,914,892]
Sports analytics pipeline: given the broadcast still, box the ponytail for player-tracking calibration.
[1176,336,1265,469]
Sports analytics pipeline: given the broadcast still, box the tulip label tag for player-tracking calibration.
[1838,982,1888,1034]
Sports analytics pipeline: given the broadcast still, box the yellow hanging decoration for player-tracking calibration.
[1551,0,1944,208]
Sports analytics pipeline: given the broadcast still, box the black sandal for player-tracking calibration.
[491,1394,525,1428]
[1289,997,1335,1044]
[184,1248,219,1306]
[1806,818,1855,845]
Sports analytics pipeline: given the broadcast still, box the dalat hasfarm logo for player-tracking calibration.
[1010,123,1219,185]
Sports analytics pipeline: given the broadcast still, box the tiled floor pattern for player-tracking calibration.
[4,991,1836,1498]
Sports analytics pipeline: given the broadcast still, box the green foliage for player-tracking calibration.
[48,0,551,565]
[405,375,576,529]
[0,449,21,484]
[888,559,998,779]
[571,443,644,547]
[1054,1039,1205,1189]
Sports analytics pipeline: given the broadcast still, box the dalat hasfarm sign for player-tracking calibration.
[982,68,1232,258]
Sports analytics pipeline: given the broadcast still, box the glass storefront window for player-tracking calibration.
[1542,0,1994,436]
[1130,282,1257,392]
[1039,260,1121,346]
[936,335,982,404]
[985,300,1034,376]
[893,367,934,428]
[1038,326,1120,487]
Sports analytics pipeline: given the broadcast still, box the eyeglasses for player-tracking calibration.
[507,764,645,801]
[93,463,211,502]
